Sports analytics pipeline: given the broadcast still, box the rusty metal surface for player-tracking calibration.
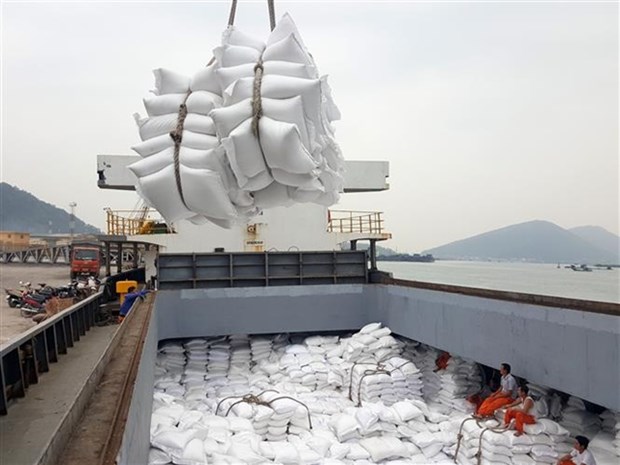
[58,294,154,465]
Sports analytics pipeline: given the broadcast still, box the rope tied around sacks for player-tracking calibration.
[251,58,265,137]
[475,420,510,465]
[348,360,417,407]
[236,0,275,138]
[454,417,492,463]
[169,92,192,209]
[215,389,313,430]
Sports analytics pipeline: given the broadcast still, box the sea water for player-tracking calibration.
[378,260,620,304]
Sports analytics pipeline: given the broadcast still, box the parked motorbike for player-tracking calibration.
[4,288,23,308]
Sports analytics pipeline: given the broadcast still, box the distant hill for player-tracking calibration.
[424,220,618,264]
[341,243,398,256]
[569,226,620,261]
[0,183,102,234]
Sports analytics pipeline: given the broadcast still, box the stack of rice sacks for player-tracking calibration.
[181,339,208,403]
[403,342,443,402]
[589,409,620,465]
[130,13,344,227]
[154,342,186,399]
[349,356,423,407]
[556,395,602,455]
[454,417,570,465]
[611,410,620,459]
[153,329,620,465]
[436,356,481,414]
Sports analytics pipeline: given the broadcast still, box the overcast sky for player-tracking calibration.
[1,1,618,252]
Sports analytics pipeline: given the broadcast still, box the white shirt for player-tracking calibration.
[500,373,517,397]
[571,448,597,465]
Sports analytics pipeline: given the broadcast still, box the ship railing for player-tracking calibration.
[328,210,386,234]
[0,291,103,415]
[105,208,174,236]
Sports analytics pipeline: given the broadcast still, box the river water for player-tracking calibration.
[377,260,620,303]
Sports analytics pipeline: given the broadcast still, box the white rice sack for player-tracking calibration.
[330,414,359,442]
[183,114,216,135]
[144,93,187,117]
[221,123,273,190]
[328,442,350,460]
[346,443,371,460]
[179,166,238,220]
[186,91,222,115]
[134,113,178,141]
[511,454,536,465]
[170,438,207,465]
[307,435,333,457]
[355,407,379,432]
[359,436,408,462]
[151,428,197,456]
[421,441,444,459]
[270,441,299,464]
[227,443,265,464]
[189,63,221,94]
[222,25,265,51]
[148,447,171,465]
[225,75,323,132]
[530,444,558,460]
[392,401,424,422]
[214,44,262,68]
[153,68,190,95]
[252,182,293,209]
[263,33,313,66]
[359,323,382,334]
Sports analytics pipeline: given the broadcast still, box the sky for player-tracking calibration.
[1,0,618,252]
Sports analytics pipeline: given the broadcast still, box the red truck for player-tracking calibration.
[70,244,101,279]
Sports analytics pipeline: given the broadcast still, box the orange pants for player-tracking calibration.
[504,409,535,433]
[477,395,513,416]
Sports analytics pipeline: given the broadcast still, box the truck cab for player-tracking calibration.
[70,245,101,279]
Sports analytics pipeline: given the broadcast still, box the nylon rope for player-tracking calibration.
[268,0,276,31]
[170,92,191,209]
[349,360,416,406]
[228,0,238,26]
[215,390,312,430]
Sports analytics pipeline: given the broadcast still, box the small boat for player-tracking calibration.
[569,264,592,272]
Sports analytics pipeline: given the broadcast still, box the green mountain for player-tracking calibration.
[424,220,618,264]
[0,183,102,234]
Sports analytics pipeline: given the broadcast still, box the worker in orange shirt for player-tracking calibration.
[475,363,517,418]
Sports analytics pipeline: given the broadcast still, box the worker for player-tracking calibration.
[434,351,451,372]
[503,385,536,436]
[118,286,150,323]
[557,436,597,465]
[475,363,517,418]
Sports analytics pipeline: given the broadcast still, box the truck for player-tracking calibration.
[69,242,101,279]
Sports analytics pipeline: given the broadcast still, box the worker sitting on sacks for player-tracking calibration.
[474,362,517,418]
[557,436,597,465]
[502,385,535,436]
[117,286,150,323]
